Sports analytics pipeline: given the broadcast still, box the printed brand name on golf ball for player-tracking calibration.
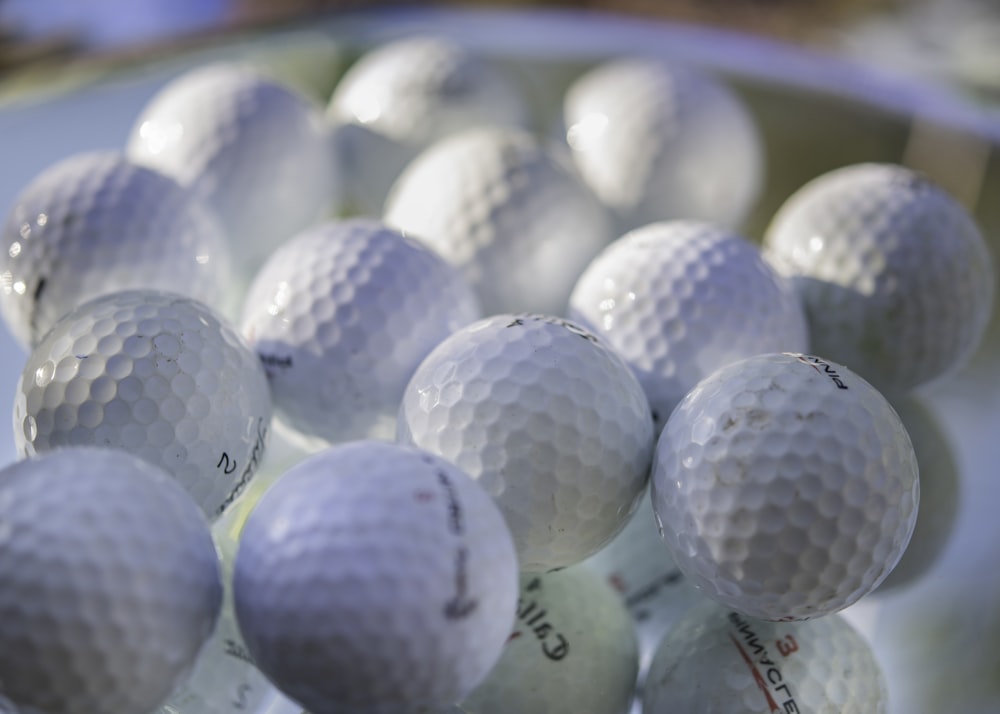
[785,352,849,390]
[512,577,569,661]
[726,611,804,713]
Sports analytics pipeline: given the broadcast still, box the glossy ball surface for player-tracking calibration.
[241,218,480,449]
[569,221,808,431]
[383,127,613,316]
[127,63,336,282]
[564,58,764,232]
[461,566,638,714]
[643,603,888,713]
[398,313,654,572]
[329,36,529,215]
[14,289,272,519]
[763,163,994,392]
[651,352,919,620]
[233,440,518,714]
[0,448,222,714]
[0,151,232,349]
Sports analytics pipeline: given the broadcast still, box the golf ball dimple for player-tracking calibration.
[0,151,233,350]
[0,447,222,714]
[461,566,639,714]
[568,220,809,431]
[127,63,337,284]
[763,162,995,393]
[233,440,519,714]
[383,126,613,316]
[642,602,888,713]
[651,352,919,621]
[563,58,764,233]
[241,218,481,449]
[14,289,273,520]
[329,35,530,216]
[398,313,654,572]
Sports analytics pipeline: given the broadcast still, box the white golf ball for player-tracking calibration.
[651,352,919,621]
[233,440,518,714]
[127,63,337,283]
[582,489,704,680]
[568,220,809,431]
[329,36,529,216]
[241,218,480,449]
[763,162,995,393]
[0,151,233,349]
[563,58,764,232]
[643,602,888,713]
[0,447,222,714]
[461,566,639,714]
[383,126,613,316]
[14,289,273,520]
[398,313,654,572]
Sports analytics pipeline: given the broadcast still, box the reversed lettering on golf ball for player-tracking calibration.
[643,603,888,713]
[515,577,570,661]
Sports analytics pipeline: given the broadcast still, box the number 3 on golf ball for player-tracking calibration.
[651,352,919,621]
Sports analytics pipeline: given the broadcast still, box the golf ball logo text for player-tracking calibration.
[512,577,570,661]
[727,611,803,714]
[215,416,270,515]
[786,353,850,390]
[420,465,480,621]
[506,314,599,343]
[256,352,294,378]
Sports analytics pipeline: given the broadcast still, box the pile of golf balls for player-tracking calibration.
[0,24,994,714]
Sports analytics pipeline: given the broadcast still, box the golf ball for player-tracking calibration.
[582,489,704,680]
[14,289,272,520]
[643,602,888,713]
[461,566,639,714]
[563,58,764,232]
[0,447,222,714]
[383,126,613,316]
[329,36,529,215]
[241,218,480,449]
[651,352,919,621]
[233,440,519,714]
[127,63,337,284]
[398,313,654,572]
[568,220,808,431]
[763,162,995,393]
[0,151,233,349]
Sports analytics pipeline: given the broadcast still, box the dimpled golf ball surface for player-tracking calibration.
[329,36,529,215]
[563,58,763,232]
[763,162,995,393]
[0,447,222,714]
[127,63,336,281]
[461,566,638,714]
[0,151,233,349]
[241,218,480,448]
[233,440,519,714]
[398,313,654,572]
[568,221,808,431]
[651,352,919,621]
[14,289,272,519]
[383,126,613,316]
[642,603,887,713]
